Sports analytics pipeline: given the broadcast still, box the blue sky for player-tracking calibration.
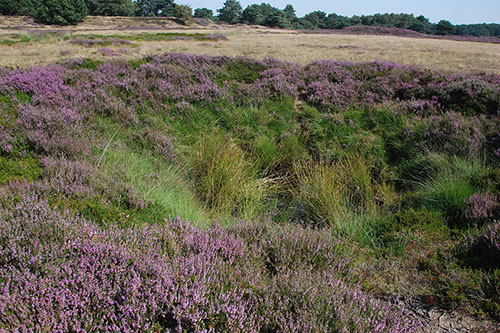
[179,0,500,24]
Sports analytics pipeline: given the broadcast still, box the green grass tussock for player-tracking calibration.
[188,132,276,221]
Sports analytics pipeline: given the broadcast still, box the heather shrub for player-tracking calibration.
[16,103,87,157]
[40,155,95,197]
[438,77,500,115]
[465,221,500,269]
[39,155,145,223]
[464,193,499,222]
[97,47,119,57]
[406,111,488,157]
[188,133,275,219]
[133,129,177,161]
[1,52,500,324]
[0,196,420,332]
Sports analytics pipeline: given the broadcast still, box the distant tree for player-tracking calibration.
[135,0,175,17]
[241,4,264,25]
[454,23,500,37]
[283,4,296,21]
[173,4,192,25]
[304,11,327,29]
[435,19,455,35]
[0,0,35,16]
[34,0,88,25]
[240,3,288,28]
[325,13,350,29]
[85,0,135,16]
[350,15,361,25]
[217,0,242,24]
[193,7,213,20]
[263,10,286,28]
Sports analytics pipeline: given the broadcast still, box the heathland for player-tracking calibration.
[0,16,499,332]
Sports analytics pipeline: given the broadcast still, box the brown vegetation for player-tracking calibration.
[0,16,499,74]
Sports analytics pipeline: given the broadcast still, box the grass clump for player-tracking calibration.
[292,154,395,229]
[188,133,275,220]
[411,154,488,227]
[100,146,209,226]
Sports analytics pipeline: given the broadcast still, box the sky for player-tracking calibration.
[179,0,500,24]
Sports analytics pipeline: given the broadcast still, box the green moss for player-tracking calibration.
[14,91,31,104]
[220,59,266,84]
[67,58,102,70]
[0,93,11,104]
[0,155,42,185]
[50,195,135,227]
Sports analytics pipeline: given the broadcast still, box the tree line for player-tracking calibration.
[0,0,498,37]
[0,0,192,25]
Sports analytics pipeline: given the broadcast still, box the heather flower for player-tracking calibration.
[465,221,500,268]
[98,47,120,57]
[464,193,499,221]
[0,196,419,331]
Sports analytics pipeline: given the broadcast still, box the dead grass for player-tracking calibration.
[1,16,499,74]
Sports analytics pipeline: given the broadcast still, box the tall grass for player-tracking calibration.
[188,133,275,220]
[100,146,209,225]
[292,154,394,229]
[413,153,487,227]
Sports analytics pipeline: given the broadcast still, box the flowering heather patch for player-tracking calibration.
[464,193,499,221]
[412,111,488,156]
[0,53,499,326]
[134,129,178,161]
[465,221,500,268]
[98,47,120,57]
[69,37,132,48]
[0,196,420,331]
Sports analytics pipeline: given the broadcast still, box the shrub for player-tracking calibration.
[408,111,487,157]
[34,0,88,26]
[0,0,36,16]
[464,193,499,222]
[438,77,500,115]
[0,196,419,331]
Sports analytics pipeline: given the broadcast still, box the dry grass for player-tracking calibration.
[1,16,499,73]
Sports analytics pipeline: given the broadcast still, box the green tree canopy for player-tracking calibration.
[34,0,88,25]
[436,19,455,35]
[0,0,35,16]
[135,0,175,17]
[193,7,213,19]
[217,0,242,24]
[173,4,192,25]
[85,0,135,16]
